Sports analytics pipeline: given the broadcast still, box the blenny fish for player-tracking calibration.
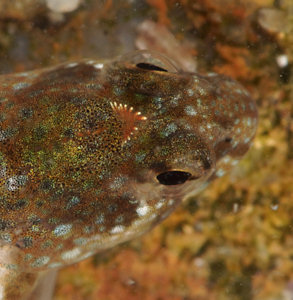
[0,50,257,299]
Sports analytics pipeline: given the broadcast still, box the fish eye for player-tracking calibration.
[119,50,180,73]
[136,62,168,72]
[156,171,192,185]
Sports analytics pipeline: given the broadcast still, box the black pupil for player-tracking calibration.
[136,62,168,72]
[157,171,191,185]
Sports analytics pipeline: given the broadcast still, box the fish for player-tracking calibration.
[0,50,257,275]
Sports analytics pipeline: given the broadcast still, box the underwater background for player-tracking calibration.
[0,0,292,299]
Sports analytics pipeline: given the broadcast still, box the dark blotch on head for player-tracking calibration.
[201,157,212,170]
[20,107,33,119]
[108,204,118,213]
[40,179,54,191]
[34,125,47,141]
[63,128,74,138]
[0,219,10,230]
[23,236,33,248]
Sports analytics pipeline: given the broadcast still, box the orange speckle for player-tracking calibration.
[146,0,170,25]
[214,44,252,80]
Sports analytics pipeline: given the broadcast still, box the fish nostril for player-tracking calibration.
[156,171,192,185]
[136,62,168,72]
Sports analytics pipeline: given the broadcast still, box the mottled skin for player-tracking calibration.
[0,51,257,299]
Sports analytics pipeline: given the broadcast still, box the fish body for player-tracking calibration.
[0,51,257,271]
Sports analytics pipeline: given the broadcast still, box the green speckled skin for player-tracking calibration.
[0,51,257,272]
